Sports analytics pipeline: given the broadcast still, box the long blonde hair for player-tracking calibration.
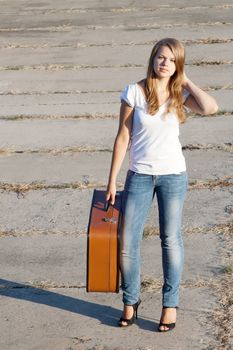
[145,38,186,123]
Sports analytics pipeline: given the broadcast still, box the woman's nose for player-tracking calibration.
[162,58,169,65]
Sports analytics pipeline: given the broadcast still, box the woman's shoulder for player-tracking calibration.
[136,79,147,100]
[123,79,146,89]
[121,79,147,108]
[136,79,146,87]
[120,83,137,107]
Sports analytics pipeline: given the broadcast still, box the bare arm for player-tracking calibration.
[106,101,133,204]
[183,73,218,115]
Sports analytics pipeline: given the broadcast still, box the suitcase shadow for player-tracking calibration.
[0,279,124,327]
[0,279,160,330]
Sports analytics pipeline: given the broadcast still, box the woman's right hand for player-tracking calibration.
[105,182,117,205]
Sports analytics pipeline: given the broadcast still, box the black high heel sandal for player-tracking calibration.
[158,306,178,333]
[118,299,141,327]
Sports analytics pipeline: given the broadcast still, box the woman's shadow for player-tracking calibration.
[0,279,157,331]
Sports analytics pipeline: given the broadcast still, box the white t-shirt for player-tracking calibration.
[120,83,189,175]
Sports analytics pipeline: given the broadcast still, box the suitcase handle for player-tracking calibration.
[104,200,110,211]
[104,191,121,211]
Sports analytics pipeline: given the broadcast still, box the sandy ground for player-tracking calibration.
[0,1,232,350]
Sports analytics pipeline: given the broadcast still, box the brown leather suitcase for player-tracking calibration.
[86,189,122,293]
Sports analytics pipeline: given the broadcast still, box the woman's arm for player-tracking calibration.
[106,101,133,205]
[183,73,218,115]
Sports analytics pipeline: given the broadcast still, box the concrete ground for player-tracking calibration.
[0,1,232,350]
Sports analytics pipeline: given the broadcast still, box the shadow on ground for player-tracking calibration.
[0,279,157,332]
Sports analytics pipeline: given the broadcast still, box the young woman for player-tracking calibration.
[106,38,218,332]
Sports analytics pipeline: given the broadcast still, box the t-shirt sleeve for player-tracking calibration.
[120,84,135,108]
[182,88,190,103]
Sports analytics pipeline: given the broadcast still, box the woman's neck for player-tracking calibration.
[154,77,170,94]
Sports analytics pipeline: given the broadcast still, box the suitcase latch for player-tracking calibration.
[102,218,117,224]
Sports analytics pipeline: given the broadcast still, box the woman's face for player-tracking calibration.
[153,45,176,79]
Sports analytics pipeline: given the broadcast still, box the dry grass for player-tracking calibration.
[2,222,230,239]
[0,85,231,96]
[141,276,215,292]
[0,146,113,156]
[143,222,233,238]
[10,5,229,16]
[0,176,232,195]
[30,281,86,289]
[1,222,231,239]
[141,276,162,292]
[184,38,233,45]
[2,4,233,18]
[224,265,233,274]
[0,178,115,194]
[208,230,233,349]
[188,110,233,117]
[185,222,233,236]
[2,276,215,292]
[1,89,120,95]
[189,176,233,190]
[0,110,231,121]
[0,228,85,238]
[0,281,86,290]
[1,38,232,50]
[0,63,144,71]
[143,226,160,237]
[205,84,233,91]
[192,59,233,66]
[182,142,233,153]
[182,277,215,288]
[1,21,232,34]
[1,59,233,71]
[0,181,109,194]
[0,142,231,158]
[0,113,118,121]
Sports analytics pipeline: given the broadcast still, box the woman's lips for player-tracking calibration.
[160,67,169,72]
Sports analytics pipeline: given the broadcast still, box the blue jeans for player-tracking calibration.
[120,170,188,307]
